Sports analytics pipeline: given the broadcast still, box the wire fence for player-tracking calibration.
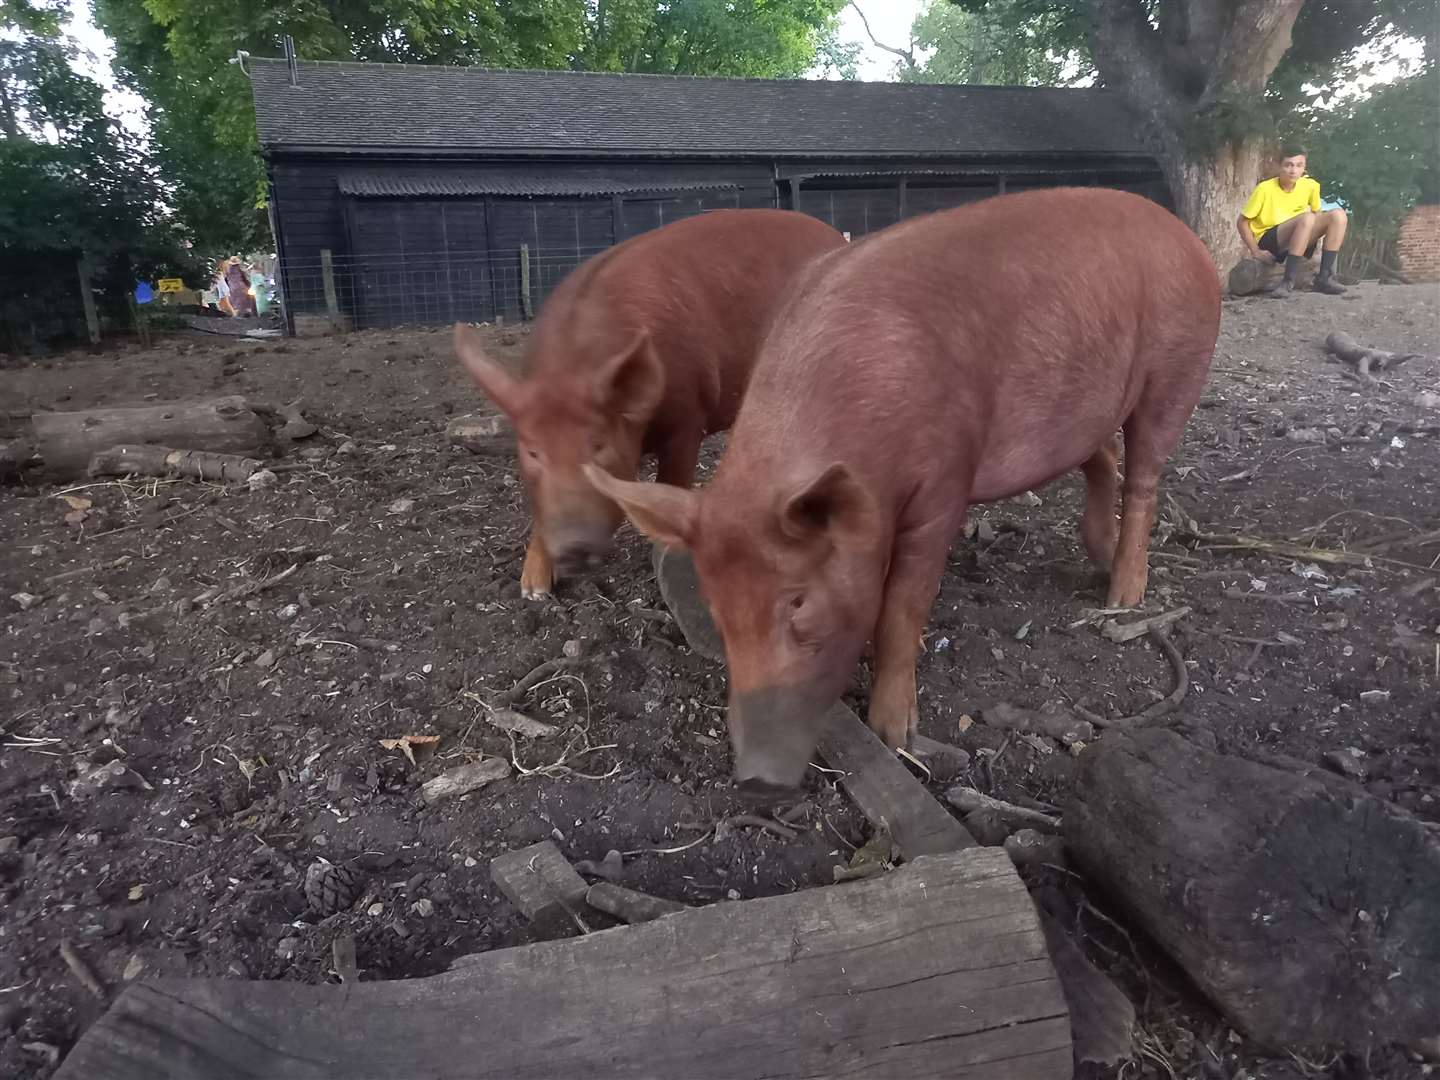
[278,244,612,332]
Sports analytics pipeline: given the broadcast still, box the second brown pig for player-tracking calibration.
[454,208,846,598]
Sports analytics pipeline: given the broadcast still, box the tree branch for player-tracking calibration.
[847,2,915,69]
[1200,0,1303,103]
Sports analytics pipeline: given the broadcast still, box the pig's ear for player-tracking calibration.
[779,463,879,546]
[454,323,524,418]
[595,331,665,423]
[583,464,697,549]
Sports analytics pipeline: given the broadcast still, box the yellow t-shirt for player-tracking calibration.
[1241,177,1321,240]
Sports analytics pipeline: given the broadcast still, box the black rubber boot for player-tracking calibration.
[1313,248,1347,294]
[1266,253,1304,298]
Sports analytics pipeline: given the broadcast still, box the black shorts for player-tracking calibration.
[1259,224,1317,260]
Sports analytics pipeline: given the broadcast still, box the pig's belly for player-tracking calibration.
[967,413,1123,505]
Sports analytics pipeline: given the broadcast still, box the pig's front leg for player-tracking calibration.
[519,530,554,600]
[866,522,954,750]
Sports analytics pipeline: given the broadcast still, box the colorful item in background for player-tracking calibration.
[224,257,256,318]
[158,278,185,292]
[134,281,154,304]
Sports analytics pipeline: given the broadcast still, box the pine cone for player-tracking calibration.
[305,860,360,916]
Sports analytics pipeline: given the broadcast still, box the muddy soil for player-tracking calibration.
[2,284,1437,1079]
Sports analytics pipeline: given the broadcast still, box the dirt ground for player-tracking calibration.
[2,284,1438,1079]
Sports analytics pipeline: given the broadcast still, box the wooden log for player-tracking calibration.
[54,847,1071,1080]
[817,704,976,858]
[1066,725,1440,1054]
[88,444,265,483]
[33,396,269,479]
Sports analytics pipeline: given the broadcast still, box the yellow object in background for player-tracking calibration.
[157,278,186,292]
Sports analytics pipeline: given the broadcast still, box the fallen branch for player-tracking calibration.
[1072,628,1189,729]
[1324,331,1426,382]
[584,882,688,924]
[723,813,798,841]
[1222,587,1313,605]
[499,657,578,706]
[1101,606,1192,644]
[943,787,1061,833]
[89,444,265,483]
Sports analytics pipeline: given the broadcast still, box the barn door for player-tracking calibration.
[346,200,493,329]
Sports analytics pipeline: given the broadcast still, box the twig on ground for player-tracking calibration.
[499,657,577,705]
[723,813,798,841]
[1072,628,1189,729]
[59,940,106,1000]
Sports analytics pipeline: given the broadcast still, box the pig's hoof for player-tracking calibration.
[521,581,553,601]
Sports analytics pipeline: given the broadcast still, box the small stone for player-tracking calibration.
[387,497,416,515]
[1359,689,1390,705]
[277,603,300,621]
[1004,828,1066,869]
[247,469,279,491]
[0,836,19,854]
[337,440,359,455]
[446,413,513,455]
[367,902,385,916]
[562,639,582,659]
[11,592,43,610]
[410,898,434,918]
[122,954,145,981]
[726,889,740,901]
[275,937,300,960]
[69,759,151,799]
[1286,427,1326,444]
[975,519,996,544]
[963,809,1012,847]
[1019,490,1043,507]
[253,649,277,670]
[1321,748,1367,781]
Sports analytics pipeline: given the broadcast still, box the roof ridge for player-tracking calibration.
[245,55,1110,93]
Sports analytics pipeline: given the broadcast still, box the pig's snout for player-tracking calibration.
[728,688,832,799]
[545,520,615,575]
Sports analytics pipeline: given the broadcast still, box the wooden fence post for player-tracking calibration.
[76,256,100,345]
[519,244,533,321]
[320,249,341,325]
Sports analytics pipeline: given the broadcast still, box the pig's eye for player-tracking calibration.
[524,446,542,463]
[788,594,804,612]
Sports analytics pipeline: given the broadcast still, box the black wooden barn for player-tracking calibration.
[247,55,1164,331]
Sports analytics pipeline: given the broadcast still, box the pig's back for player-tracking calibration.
[731,188,1219,500]
[534,210,846,422]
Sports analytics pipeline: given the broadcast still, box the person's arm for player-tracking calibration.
[1308,181,1321,213]
[1237,214,1269,261]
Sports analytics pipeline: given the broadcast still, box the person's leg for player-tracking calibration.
[1312,208,1349,294]
[1266,212,1317,297]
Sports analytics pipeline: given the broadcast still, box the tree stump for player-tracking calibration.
[1066,725,1440,1054]
[32,396,270,479]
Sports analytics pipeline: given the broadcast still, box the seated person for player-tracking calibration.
[1237,145,1348,296]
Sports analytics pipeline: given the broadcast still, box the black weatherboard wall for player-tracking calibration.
[248,58,1166,331]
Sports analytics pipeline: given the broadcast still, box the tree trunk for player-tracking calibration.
[1157,134,1265,275]
[1086,0,1305,273]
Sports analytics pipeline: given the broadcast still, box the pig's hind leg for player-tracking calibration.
[1079,435,1121,567]
[655,428,704,489]
[1108,374,1204,607]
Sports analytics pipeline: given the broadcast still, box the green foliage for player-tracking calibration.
[905,0,1090,85]
[1301,65,1439,237]
[93,0,850,256]
[1,2,191,346]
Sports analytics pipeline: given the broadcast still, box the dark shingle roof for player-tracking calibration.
[248,58,1148,159]
[337,171,738,197]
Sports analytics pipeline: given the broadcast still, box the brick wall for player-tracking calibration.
[1396,204,1440,282]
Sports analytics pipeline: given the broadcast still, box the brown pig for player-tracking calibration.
[586,188,1221,795]
[453,209,846,598]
